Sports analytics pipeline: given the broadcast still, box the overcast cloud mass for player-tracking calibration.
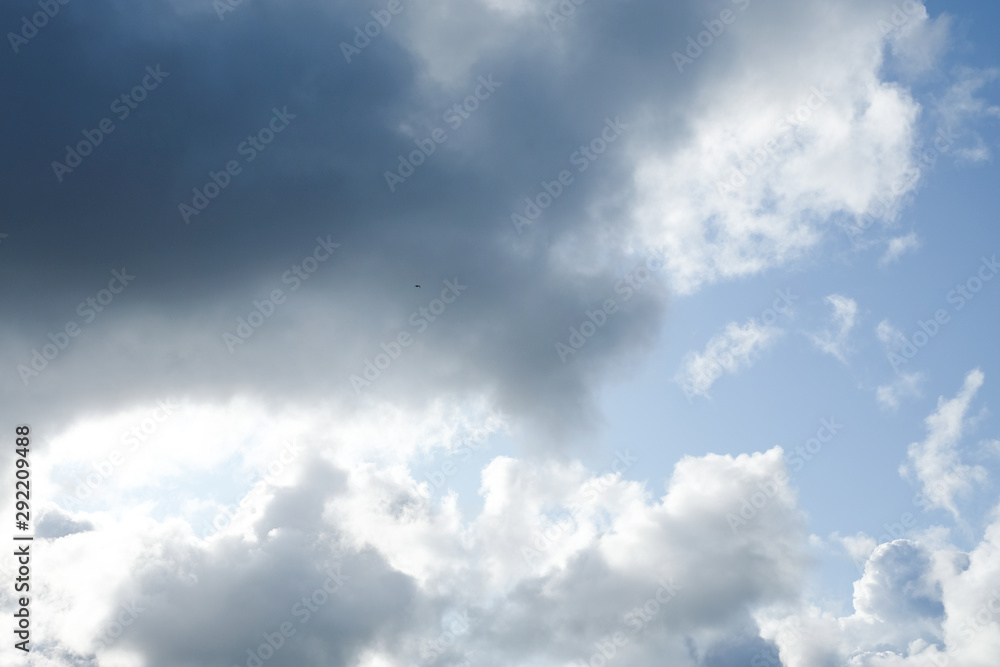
[2,0,1000,665]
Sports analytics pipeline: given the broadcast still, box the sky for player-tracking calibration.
[1,0,1000,665]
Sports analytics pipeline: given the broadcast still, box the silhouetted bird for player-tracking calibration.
[415,285,421,288]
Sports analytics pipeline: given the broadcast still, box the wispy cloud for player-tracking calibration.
[876,319,907,348]
[899,368,987,519]
[934,67,1000,162]
[876,371,925,410]
[676,319,783,399]
[879,232,921,267]
[810,295,857,363]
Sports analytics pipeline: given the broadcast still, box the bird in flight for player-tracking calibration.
[415,284,421,288]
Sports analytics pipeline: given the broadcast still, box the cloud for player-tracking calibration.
[626,0,931,293]
[852,540,943,625]
[810,294,858,363]
[877,318,908,350]
[933,67,1000,163]
[675,319,783,399]
[953,136,994,164]
[879,232,921,267]
[756,507,1000,667]
[899,369,988,520]
[885,4,951,77]
[0,0,947,445]
[3,1,994,665]
[13,399,816,666]
[877,371,925,411]
[34,507,94,539]
[16,393,1000,667]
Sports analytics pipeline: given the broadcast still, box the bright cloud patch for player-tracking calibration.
[628,0,932,293]
[10,403,817,667]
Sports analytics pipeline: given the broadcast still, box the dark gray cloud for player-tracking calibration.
[0,0,695,447]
